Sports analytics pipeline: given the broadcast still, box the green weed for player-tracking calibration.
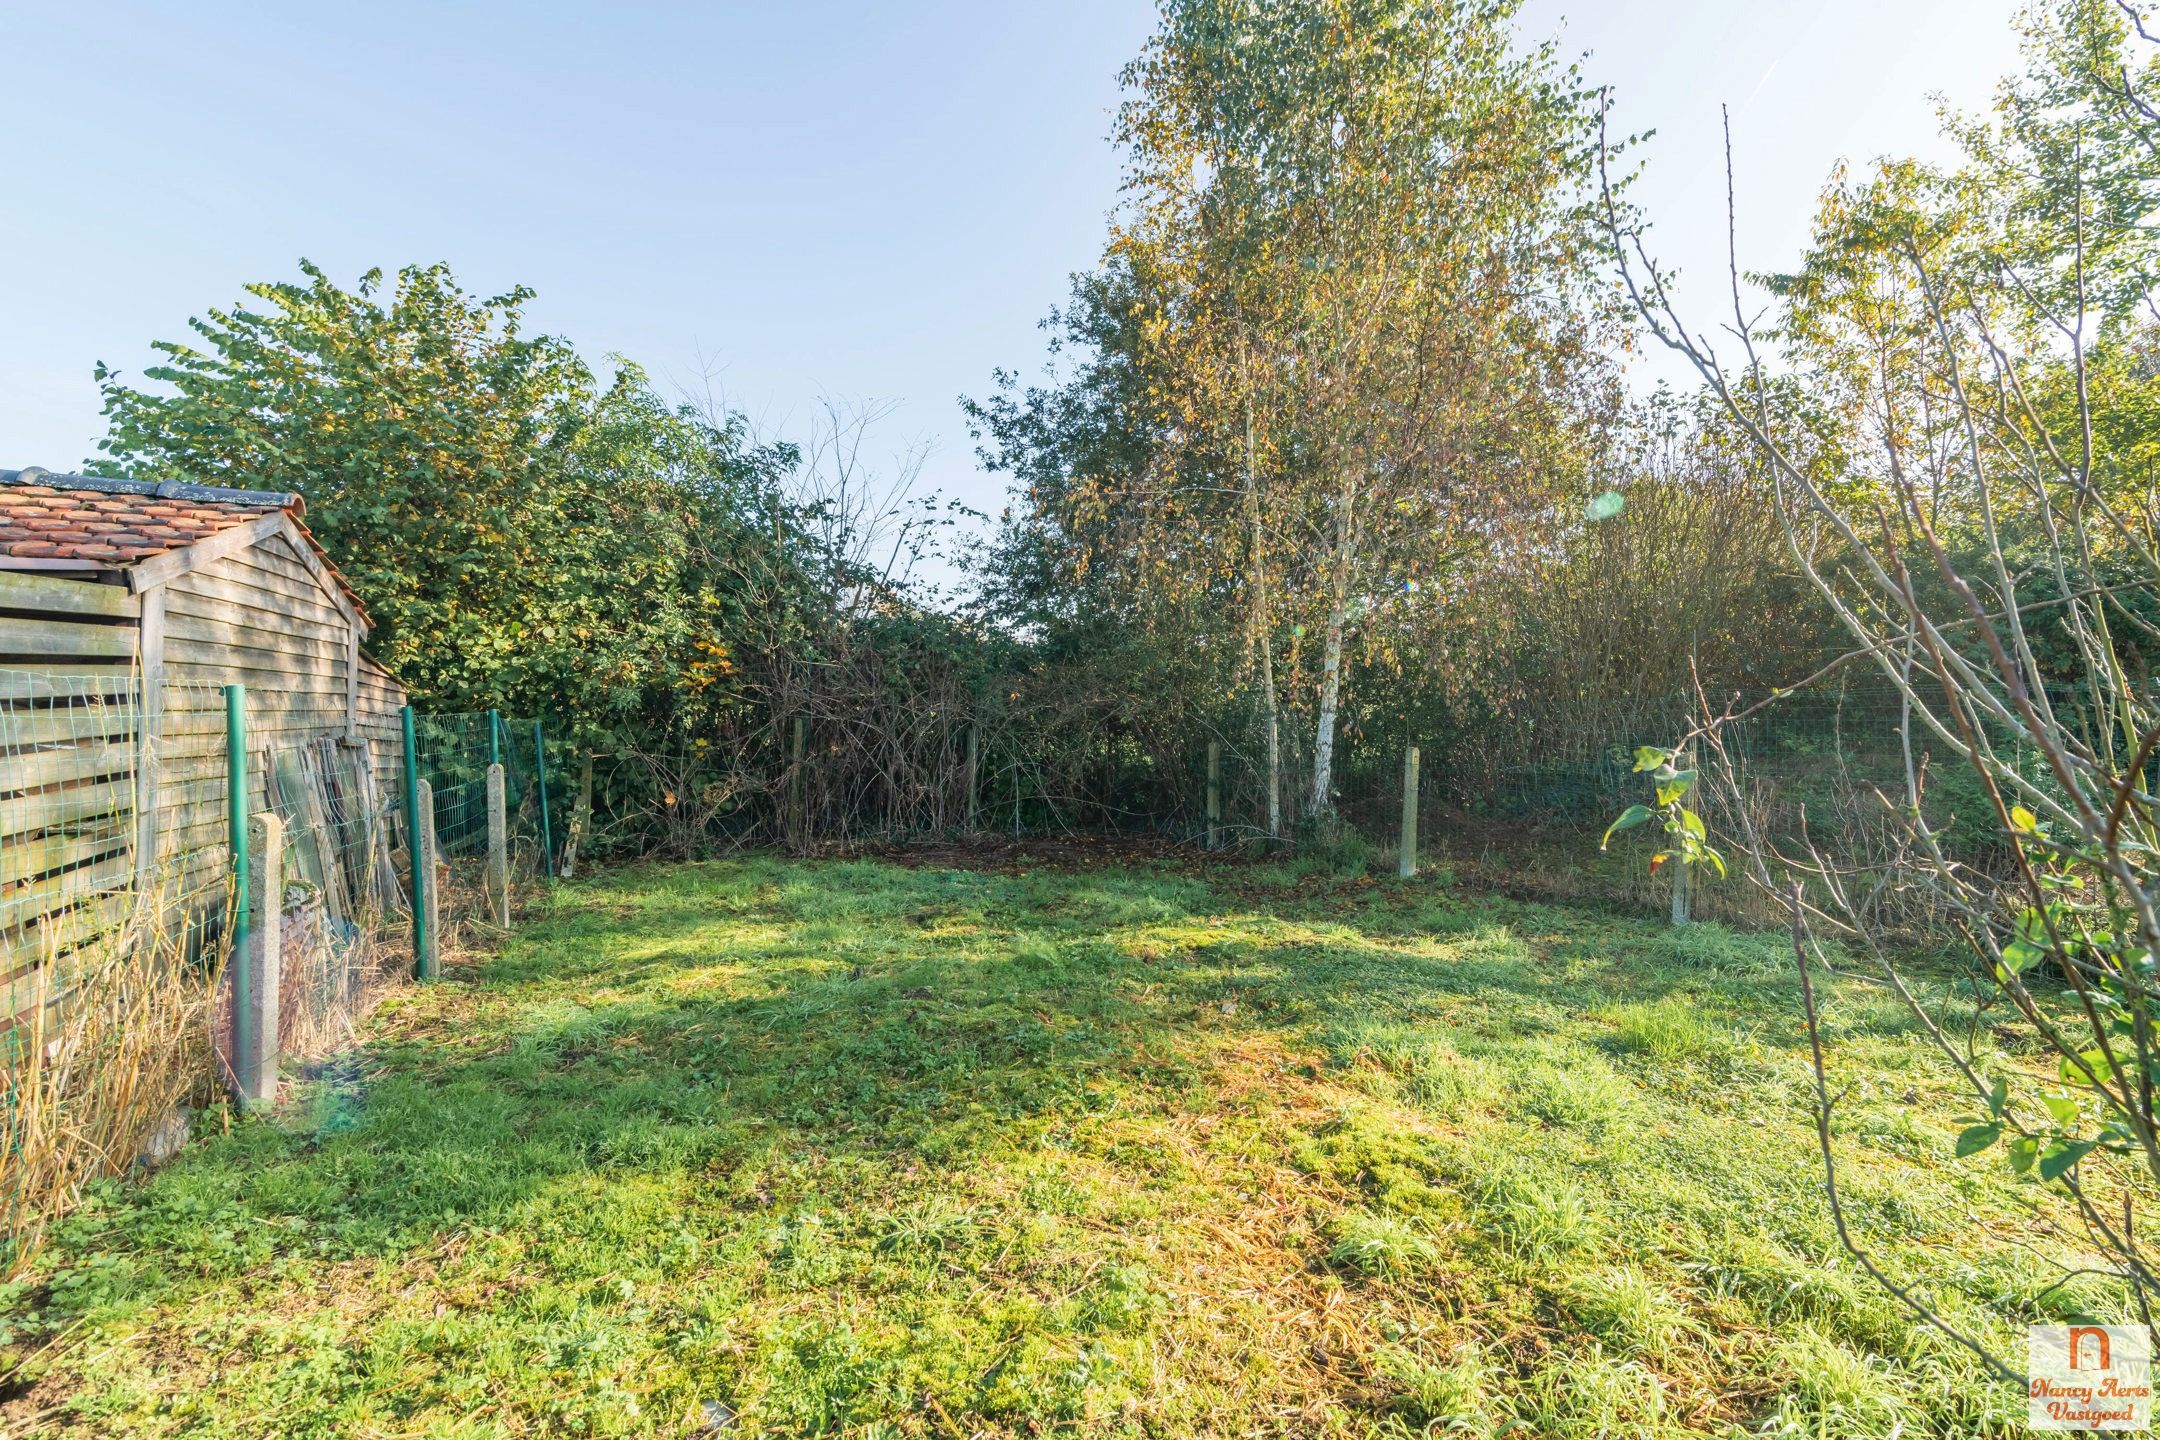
[1328,1212,1440,1279]
[1603,997,1724,1062]
[1561,1266,1692,1360]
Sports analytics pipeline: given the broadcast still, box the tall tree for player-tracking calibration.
[1010,0,1622,818]
[92,261,800,747]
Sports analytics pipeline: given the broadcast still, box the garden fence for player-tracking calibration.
[1,674,560,1272]
[727,670,2062,929]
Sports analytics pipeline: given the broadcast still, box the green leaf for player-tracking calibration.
[2038,1139,2097,1182]
[2042,1093,2079,1126]
[1680,807,1706,839]
[1602,805,1655,849]
[1632,746,1668,773]
[2007,1135,2039,1173]
[1955,1122,2003,1157]
[2000,938,2046,975]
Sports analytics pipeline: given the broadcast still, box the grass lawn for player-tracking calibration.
[0,853,2109,1437]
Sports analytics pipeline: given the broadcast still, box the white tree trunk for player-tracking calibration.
[1309,598,1349,814]
[1308,471,1361,816]
[1243,393,1283,840]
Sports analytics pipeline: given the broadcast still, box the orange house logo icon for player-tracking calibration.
[2072,1327,2113,1371]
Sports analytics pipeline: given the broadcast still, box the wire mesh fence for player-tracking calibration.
[1182,673,2072,926]
[2,643,2088,1269]
[410,710,559,873]
[0,669,555,1274]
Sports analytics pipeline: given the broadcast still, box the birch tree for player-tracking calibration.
[1114,0,1618,817]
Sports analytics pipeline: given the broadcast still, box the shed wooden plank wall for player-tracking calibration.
[155,529,364,910]
[354,655,408,804]
[0,520,408,1035]
[0,571,142,1021]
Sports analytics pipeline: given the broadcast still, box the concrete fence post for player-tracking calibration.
[1399,745,1421,879]
[416,778,441,980]
[233,810,282,1108]
[1205,741,1222,850]
[486,761,510,926]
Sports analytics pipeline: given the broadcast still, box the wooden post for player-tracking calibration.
[563,752,593,880]
[416,778,440,980]
[1398,745,1421,878]
[486,761,510,926]
[532,721,554,878]
[1205,741,1222,850]
[1670,742,1692,927]
[234,811,282,1108]
[789,714,808,840]
[964,725,980,833]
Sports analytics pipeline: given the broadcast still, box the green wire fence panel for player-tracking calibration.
[409,710,495,860]
[407,710,559,875]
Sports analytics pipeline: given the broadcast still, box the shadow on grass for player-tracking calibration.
[7,854,2054,1440]
[53,857,1843,1267]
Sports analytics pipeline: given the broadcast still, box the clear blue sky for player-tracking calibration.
[1525,0,2027,392]
[3,1,2025,537]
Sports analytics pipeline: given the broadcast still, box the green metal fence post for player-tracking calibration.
[488,708,502,770]
[533,720,555,878]
[225,684,251,1090]
[402,705,429,978]
[1670,737,1693,927]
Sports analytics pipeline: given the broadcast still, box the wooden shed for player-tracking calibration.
[0,466,407,1016]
